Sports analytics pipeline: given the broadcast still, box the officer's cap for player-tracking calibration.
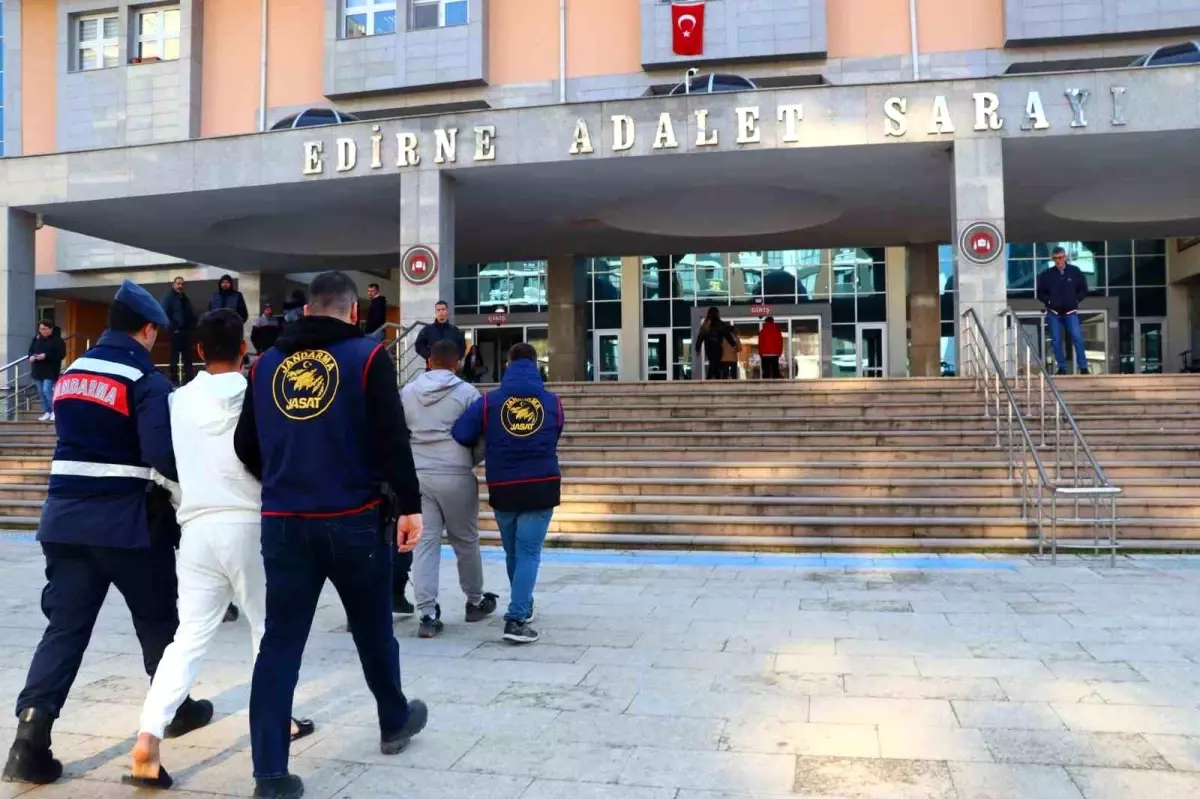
[114,279,170,328]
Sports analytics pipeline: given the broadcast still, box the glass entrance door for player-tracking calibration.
[474,326,524,381]
[526,326,549,381]
[1136,318,1164,374]
[856,323,886,378]
[593,330,620,381]
[644,329,671,381]
[789,318,821,379]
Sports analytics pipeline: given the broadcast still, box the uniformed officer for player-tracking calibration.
[233,270,427,799]
[2,280,212,785]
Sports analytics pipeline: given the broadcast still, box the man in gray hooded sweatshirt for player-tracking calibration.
[401,339,497,638]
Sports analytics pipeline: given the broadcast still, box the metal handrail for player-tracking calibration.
[383,321,427,388]
[960,308,1121,564]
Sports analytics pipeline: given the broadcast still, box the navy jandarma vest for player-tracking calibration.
[251,337,383,516]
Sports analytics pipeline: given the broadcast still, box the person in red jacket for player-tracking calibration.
[758,316,784,379]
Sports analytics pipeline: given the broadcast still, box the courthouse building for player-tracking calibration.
[2,0,1200,379]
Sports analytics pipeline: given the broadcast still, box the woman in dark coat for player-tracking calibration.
[695,307,737,380]
[28,322,66,421]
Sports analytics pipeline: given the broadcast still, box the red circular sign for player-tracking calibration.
[959,222,1004,265]
[401,245,439,285]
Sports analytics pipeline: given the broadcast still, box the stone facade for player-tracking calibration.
[1005,0,1200,45]
[640,0,827,69]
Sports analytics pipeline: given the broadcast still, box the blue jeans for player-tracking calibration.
[494,508,553,622]
[38,379,55,414]
[1047,312,1088,371]
[250,508,410,779]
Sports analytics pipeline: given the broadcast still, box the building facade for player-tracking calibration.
[2,0,1200,377]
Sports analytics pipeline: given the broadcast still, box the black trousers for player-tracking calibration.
[169,331,195,385]
[761,355,781,379]
[392,550,412,596]
[16,542,179,718]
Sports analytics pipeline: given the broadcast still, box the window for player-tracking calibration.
[136,6,181,61]
[344,0,396,37]
[411,0,468,30]
[76,12,119,71]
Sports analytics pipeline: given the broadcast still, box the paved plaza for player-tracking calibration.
[2,540,1200,798]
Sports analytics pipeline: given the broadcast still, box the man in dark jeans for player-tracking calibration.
[1035,246,1090,375]
[234,271,427,799]
[161,277,197,385]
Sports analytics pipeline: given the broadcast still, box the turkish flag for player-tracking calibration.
[671,1,705,56]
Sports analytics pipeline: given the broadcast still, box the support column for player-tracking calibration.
[618,255,641,381]
[884,247,908,377]
[908,244,941,377]
[398,171,455,329]
[0,209,37,369]
[547,255,587,381]
[952,138,1007,359]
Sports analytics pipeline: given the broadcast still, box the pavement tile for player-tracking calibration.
[541,711,723,750]
[722,720,880,757]
[619,747,797,793]
[845,676,1005,701]
[809,697,958,727]
[491,682,638,714]
[915,658,1054,680]
[332,764,530,798]
[792,756,958,798]
[775,655,918,677]
[1052,703,1200,735]
[951,701,1066,730]
[981,728,1170,768]
[877,726,993,762]
[1144,734,1200,771]
[452,738,635,784]
[520,780,674,799]
[948,762,1085,798]
[1066,767,1200,799]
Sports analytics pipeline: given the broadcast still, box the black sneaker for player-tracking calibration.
[2,709,62,785]
[393,591,415,617]
[503,619,540,644]
[164,697,214,739]
[380,699,428,755]
[1080,368,1090,375]
[254,773,304,798]
[465,593,498,623]
[1056,368,1068,376]
[223,604,239,623]
[418,605,444,639]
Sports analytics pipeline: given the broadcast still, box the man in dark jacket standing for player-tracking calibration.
[365,283,388,337]
[414,301,465,366]
[208,274,249,323]
[161,277,197,386]
[1036,247,1090,375]
[452,343,563,645]
[28,322,66,421]
[3,280,212,786]
[233,271,427,799]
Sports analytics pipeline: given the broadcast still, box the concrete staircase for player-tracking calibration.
[0,375,1197,551]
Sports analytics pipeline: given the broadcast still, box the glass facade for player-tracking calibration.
[454,260,548,314]
[939,239,1168,375]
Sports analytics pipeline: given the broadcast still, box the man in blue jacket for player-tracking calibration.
[452,342,563,644]
[1035,247,1090,375]
[3,280,211,786]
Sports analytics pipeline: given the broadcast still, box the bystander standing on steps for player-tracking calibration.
[365,283,388,338]
[414,300,465,368]
[161,276,198,386]
[758,316,784,379]
[28,322,65,421]
[453,342,564,645]
[208,274,250,322]
[1036,247,1090,376]
[233,271,427,799]
[2,280,212,787]
[696,307,738,380]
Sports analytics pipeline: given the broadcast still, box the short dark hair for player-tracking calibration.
[38,320,52,330]
[430,339,460,368]
[196,309,244,364]
[764,315,775,323]
[1051,247,1067,256]
[368,282,380,291]
[108,300,153,334]
[173,276,184,283]
[508,342,537,363]
[308,271,359,315]
[434,300,448,309]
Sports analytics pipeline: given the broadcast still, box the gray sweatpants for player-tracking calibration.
[412,470,485,616]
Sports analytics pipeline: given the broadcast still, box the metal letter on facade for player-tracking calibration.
[397,132,421,167]
[475,125,497,161]
[777,104,803,144]
[1110,86,1128,126]
[1021,91,1050,131]
[927,96,955,135]
[369,126,384,169]
[1064,89,1090,128]
[434,128,458,164]
[569,120,594,155]
[653,112,679,150]
[611,115,635,151]
[735,107,761,144]
[883,97,908,137]
[336,138,357,172]
[694,109,718,146]
[302,141,324,175]
[972,92,1003,131]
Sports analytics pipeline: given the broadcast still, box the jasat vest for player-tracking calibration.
[251,337,385,515]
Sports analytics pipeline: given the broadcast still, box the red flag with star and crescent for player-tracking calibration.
[671,1,705,56]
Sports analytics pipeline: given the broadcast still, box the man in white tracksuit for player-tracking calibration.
[126,309,313,789]
[401,339,497,638]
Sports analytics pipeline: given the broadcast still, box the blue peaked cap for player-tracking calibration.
[114,279,170,328]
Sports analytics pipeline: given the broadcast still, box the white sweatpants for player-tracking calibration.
[138,519,265,739]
